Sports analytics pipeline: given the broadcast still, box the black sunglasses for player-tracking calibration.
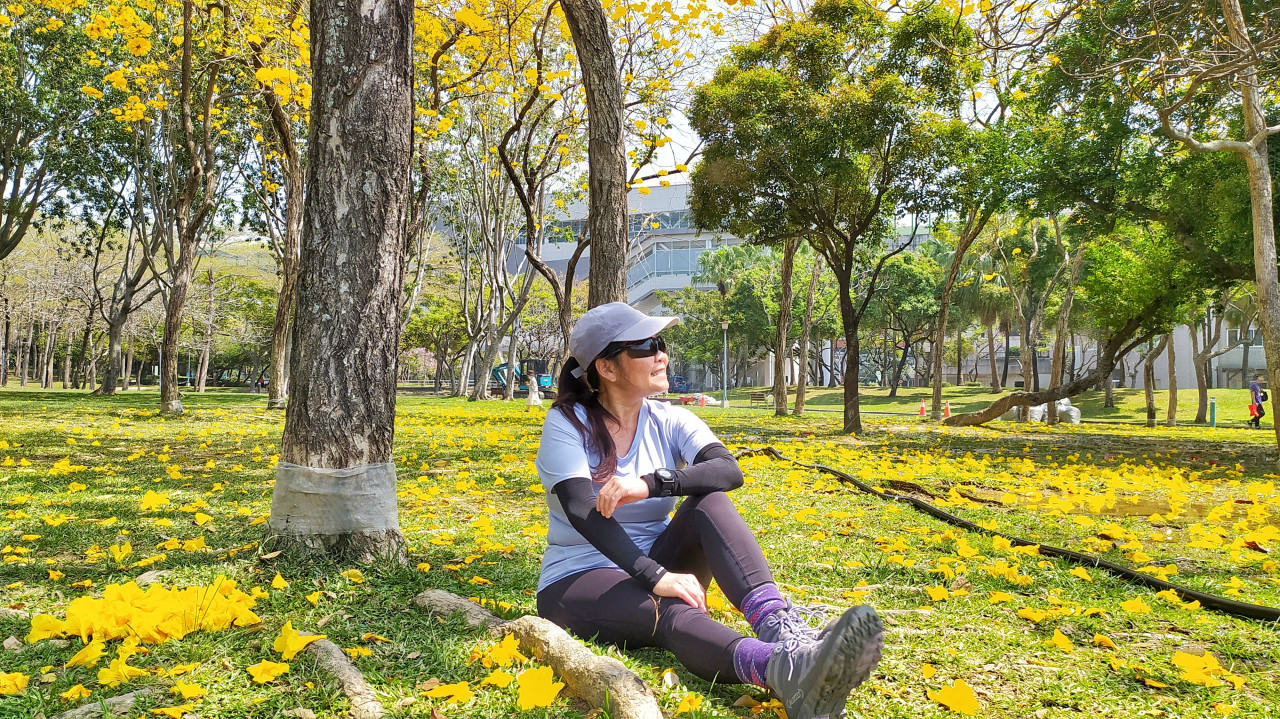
[602,336,667,360]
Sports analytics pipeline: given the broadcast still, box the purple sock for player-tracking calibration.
[732,637,773,687]
[740,583,787,632]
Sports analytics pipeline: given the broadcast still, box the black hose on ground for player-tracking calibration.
[739,446,1280,623]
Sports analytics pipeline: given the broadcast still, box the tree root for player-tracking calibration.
[413,590,664,719]
[52,689,154,719]
[302,634,385,719]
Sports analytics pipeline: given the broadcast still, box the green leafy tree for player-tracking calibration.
[689,0,975,433]
[0,1,122,260]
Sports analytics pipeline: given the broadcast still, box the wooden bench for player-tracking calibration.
[749,391,769,408]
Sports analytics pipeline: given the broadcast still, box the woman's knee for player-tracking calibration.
[688,490,735,516]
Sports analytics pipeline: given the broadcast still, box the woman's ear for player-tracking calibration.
[594,357,620,385]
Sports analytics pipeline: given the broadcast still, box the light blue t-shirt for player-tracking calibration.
[535,399,720,592]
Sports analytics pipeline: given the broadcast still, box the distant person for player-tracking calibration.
[536,302,883,719]
[1249,374,1267,428]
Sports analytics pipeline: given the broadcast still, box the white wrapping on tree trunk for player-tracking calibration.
[270,461,399,534]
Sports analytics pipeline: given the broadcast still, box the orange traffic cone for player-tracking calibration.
[699,394,707,407]
[918,399,926,417]
[943,401,952,418]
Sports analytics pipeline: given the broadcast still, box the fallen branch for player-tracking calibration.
[413,590,663,719]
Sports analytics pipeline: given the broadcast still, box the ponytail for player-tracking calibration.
[552,357,618,481]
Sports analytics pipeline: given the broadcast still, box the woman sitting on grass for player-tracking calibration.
[535,302,883,719]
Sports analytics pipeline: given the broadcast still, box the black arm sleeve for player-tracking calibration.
[643,442,744,497]
[550,477,668,590]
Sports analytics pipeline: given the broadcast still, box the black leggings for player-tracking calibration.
[537,491,774,682]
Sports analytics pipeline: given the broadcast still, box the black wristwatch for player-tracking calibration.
[653,468,677,497]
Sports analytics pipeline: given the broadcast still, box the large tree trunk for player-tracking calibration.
[986,324,1000,392]
[270,0,413,561]
[159,253,196,413]
[71,301,95,390]
[267,268,298,409]
[123,340,133,391]
[1193,321,1208,423]
[197,269,214,393]
[97,316,127,396]
[0,296,9,386]
[889,336,911,396]
[793,254,820,415]
[261,50,305,412]
[773,238,798,415]
[61,322,72,389]
[560,0,627,308]
[1165,332,1177,426]
[20,318,33,386]
[1144,336,1168,427]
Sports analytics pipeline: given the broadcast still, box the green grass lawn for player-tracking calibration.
[0,389,1277,718]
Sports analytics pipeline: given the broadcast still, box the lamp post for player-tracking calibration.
[720,320,729,408]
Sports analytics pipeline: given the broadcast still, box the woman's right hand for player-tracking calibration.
[653,572,707,613]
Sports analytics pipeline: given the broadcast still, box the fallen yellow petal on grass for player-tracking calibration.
[340,569,364,583]
[425,680,473,704]
[1069,567,1092,582]
[1093,634,1116,649]
[1016,607,1047,623]
[97,657,147,687]
[273,621,326,660]
[926,678,979,715]
[675,693,704,714]
[64,639,106,668]
[480,669,515,688]
[516,666,565,710]
[1046,629,1074,652]
[246,660,290,684]
[1120,597,1151,614]
[0,671,30,695]
[271,573,288,590]
[150,704,195,718]
[922,663,937,679]
[59,683,91,702]
[171,681,207,699]
[926,586,950,601]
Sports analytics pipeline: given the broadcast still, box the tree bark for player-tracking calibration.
[1192,320,1208,423]
[560,0,628,308]
[793,253,820,415]
[0,296,9,386]
[270,0,414,561]
[1165,331,1177,426]
[159,253,196,412]
[1144,336,1168,427]
[18,318,31,386]
[773,238,799,415]
[123,340,133,391]
[197,269,214,393]
[986,324,1000,392]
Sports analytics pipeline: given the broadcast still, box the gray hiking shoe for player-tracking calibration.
[765,604,883,719]
[755,600,833,644]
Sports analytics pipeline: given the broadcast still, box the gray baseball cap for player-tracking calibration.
[569,302,679,377]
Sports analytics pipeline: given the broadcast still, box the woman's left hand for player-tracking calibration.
[596,474,650,518]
